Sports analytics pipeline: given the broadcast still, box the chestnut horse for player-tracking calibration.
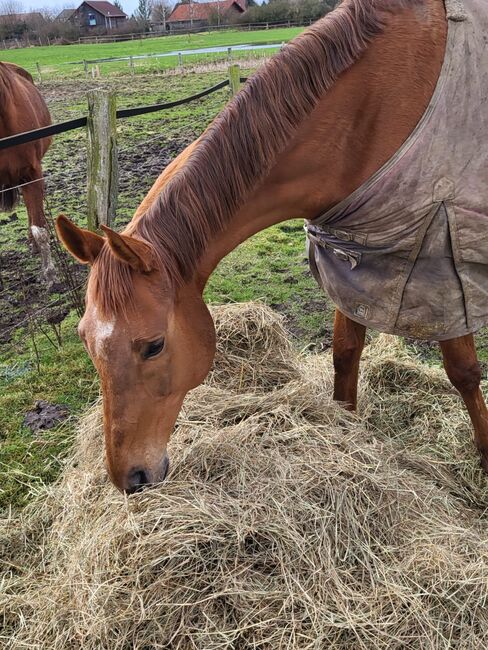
[58,0,488,494]
[0,61,54,282]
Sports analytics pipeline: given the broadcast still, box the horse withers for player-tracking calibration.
[57,0,488,493]
[0,61,54,283]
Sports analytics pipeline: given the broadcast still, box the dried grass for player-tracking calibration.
[1,302,488,649]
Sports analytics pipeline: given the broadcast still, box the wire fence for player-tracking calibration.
[17,40,283,85]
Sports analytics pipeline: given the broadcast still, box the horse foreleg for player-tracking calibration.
[21,178,55,285]
[332,309,366,411]
[439,335,488,473]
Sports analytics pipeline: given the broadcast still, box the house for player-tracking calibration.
[167,0,247,32]
[69,1,127,32]
[55,8,76,22]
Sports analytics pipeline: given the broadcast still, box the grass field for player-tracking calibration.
[0,27,303,77]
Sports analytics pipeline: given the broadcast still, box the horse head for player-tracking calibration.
[56,215,216,493]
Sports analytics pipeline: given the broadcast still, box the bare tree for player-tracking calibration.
[151,0,172,28]
[0,0,24,17]
[134,0,152,28]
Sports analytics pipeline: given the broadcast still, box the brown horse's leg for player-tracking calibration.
[332,309,366,411]
[439,335,488,473]
[21,175,55,284]
[21,169,48,229]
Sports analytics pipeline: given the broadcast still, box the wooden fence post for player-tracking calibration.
[178,52,183,69]
[83,59,88,77]
[86,91,118,231]
[36,62,42,84]
[129,56,135,75]
[228,64,240,96]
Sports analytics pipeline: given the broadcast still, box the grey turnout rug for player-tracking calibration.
[306,0,488,341]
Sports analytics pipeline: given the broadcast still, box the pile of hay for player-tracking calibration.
[1,303,488,649]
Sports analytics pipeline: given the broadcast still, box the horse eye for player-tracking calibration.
[143,338,165,359]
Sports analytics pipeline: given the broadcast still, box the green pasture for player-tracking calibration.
[1,27,303,78]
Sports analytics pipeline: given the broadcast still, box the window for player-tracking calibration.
[88,12,97,26]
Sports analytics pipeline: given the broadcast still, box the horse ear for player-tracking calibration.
[56,214,104,265]
[100,225,155,273]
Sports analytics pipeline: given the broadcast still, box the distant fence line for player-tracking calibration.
[0,20,310,50]
[70,42,283,67]
[77,20,310,44]
[24,41,280,85]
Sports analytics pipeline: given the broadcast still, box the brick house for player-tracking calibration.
[69,1,128,32]
[167,0,247,32]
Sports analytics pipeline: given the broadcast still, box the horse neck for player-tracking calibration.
[193,0,447,291]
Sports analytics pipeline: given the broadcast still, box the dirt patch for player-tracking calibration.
[23,400,70,433]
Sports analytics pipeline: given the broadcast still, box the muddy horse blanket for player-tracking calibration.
[306,0,488,341]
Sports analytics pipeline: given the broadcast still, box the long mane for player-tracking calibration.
[94,0,424,315]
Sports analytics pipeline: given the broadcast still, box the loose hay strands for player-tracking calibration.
[1,302,488,649]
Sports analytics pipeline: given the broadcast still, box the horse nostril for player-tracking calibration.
[125,468,150,495]
[161,455,170,481]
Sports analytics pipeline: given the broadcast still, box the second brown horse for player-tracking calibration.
[0,61,54,282]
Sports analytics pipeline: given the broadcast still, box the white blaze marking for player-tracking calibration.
[92,307,115,357]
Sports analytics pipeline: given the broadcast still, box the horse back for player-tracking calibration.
[1,61,34,84]
[0,61,51,165]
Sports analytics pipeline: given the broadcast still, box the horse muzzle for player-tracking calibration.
[123,454,170,495]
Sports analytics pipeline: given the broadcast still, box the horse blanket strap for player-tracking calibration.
[306,0,488,341]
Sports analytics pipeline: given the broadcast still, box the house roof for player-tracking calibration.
[81,1,128,18]
[56,8,75,21]
[168,0,245,23]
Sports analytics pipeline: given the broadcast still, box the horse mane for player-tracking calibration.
[94,0,424,315]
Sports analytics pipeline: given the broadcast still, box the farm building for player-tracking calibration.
[55,8,77,22]
[68,1,127,32]
[167,0,248,32]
